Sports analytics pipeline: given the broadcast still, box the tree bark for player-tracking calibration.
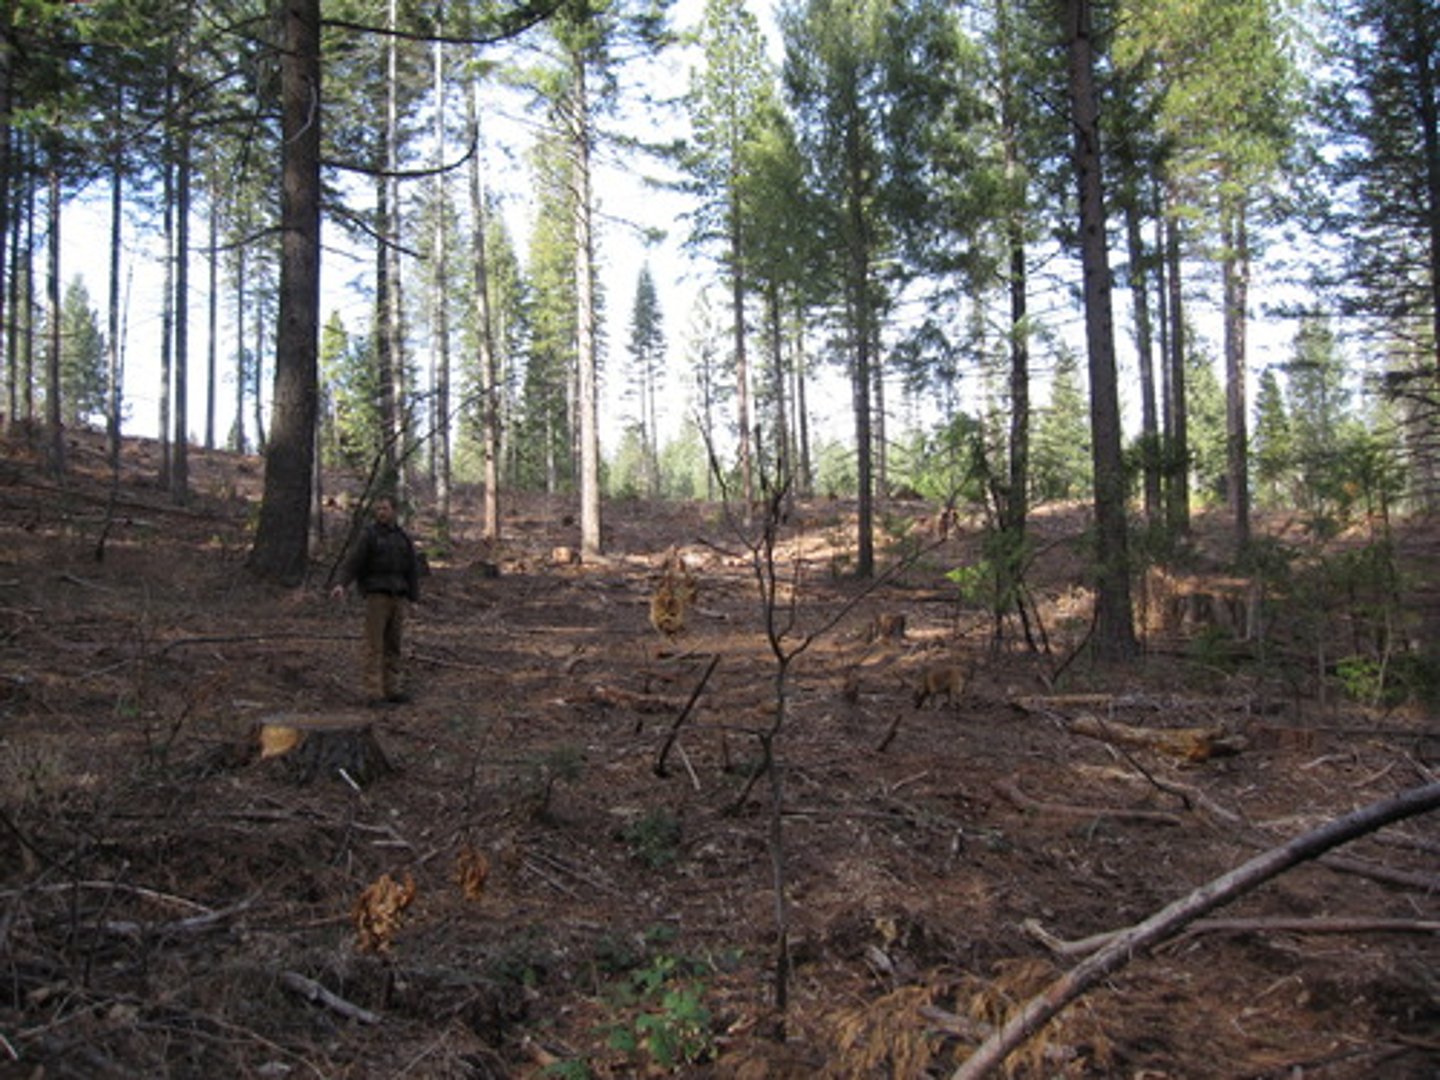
[952,780,1440,1080]
[1065,0,1134,658]
[1163,192,1189,534]
[1222,200,1250,553]
[171,120,191,505]
[248,0,321,586]
[45,167,62,475]
[467,77,501,544]
[573,51,602,558]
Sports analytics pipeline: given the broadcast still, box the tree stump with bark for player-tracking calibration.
[256,714,392,786]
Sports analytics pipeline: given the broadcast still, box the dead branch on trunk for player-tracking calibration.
[950,779,1440,1080]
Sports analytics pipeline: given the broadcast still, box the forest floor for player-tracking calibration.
[1,428,1437,1080]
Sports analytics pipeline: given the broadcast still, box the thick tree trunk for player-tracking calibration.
[0,8,9,434]
[1065,0,1135,659]
[573,54,602,558]
[1409,0,1440,375]
[431,39,451,526]
[247,0,321,586]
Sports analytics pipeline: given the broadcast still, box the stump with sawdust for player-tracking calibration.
[256,714,393,786]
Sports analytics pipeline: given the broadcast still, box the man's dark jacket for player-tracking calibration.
[340,522,420,602]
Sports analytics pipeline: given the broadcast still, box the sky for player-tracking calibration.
[55,0,851,461]
[53,0,1313,475]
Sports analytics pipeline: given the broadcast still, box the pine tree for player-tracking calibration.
[1252,366,1293,509]
[57,276,106,427]
[625,263,665,497]
[1032,349,1091,503]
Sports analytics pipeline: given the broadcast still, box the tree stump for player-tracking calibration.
[256,714,392,786]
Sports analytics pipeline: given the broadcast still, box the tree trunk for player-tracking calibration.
[730,187,754,517]
[232,244,247,452]
[792,302,812,497]
[205,165,218,451]
[847,168,875,578]
[159,122,173,487]
[1409,0,1440,375]
[1065,0,1135,659]
[106,122,124,470]
[767,281,790,498]
[431,38,451,527]
[45,167,62,475]
[1222,200,1250,554]
[0,12,12,433]
[467,77,501,544]
[573,53,602,558]
[247,0,321,586]
[171,122,191,505]
[252,284,266,451]
[1126,200,1161,522]
[1163,190,1189,534]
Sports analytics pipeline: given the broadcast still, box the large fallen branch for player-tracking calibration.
[1024,914,1440,959]
[993,777,1184,827]
[950,779,1440,1080]
[1067,712,1246,763]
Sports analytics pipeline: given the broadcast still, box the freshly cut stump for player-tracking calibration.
[256,714,393,786]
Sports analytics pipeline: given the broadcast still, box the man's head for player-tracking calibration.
[374,497,396,526]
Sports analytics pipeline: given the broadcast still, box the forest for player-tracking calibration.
[2,0,1439,1077]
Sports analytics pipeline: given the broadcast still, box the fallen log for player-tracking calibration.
[950,779,1440,1080]
[1024,914,1440,959]
[993,777,1184,827]
[1067,712,1246,763]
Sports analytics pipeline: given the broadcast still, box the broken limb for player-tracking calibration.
[950,780,1440,1080]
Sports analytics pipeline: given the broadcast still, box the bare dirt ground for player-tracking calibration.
[1,429,1437,1079]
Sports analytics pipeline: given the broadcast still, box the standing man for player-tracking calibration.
[331,496,420,705]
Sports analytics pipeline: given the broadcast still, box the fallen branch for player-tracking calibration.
[992,777,1184,827]
[1025,914,1440,959]
[1068,712,1246,763]
[279,970,380,1025]
[951,779,1440,1080]
[654,653,721,776]
[1318,852,1440,893]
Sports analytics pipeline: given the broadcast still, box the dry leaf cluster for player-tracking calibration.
[650,547,698,640]
[454,845,491,902]
[352,871,416,953]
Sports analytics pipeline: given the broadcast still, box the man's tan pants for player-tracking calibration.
[363,593,406,700]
